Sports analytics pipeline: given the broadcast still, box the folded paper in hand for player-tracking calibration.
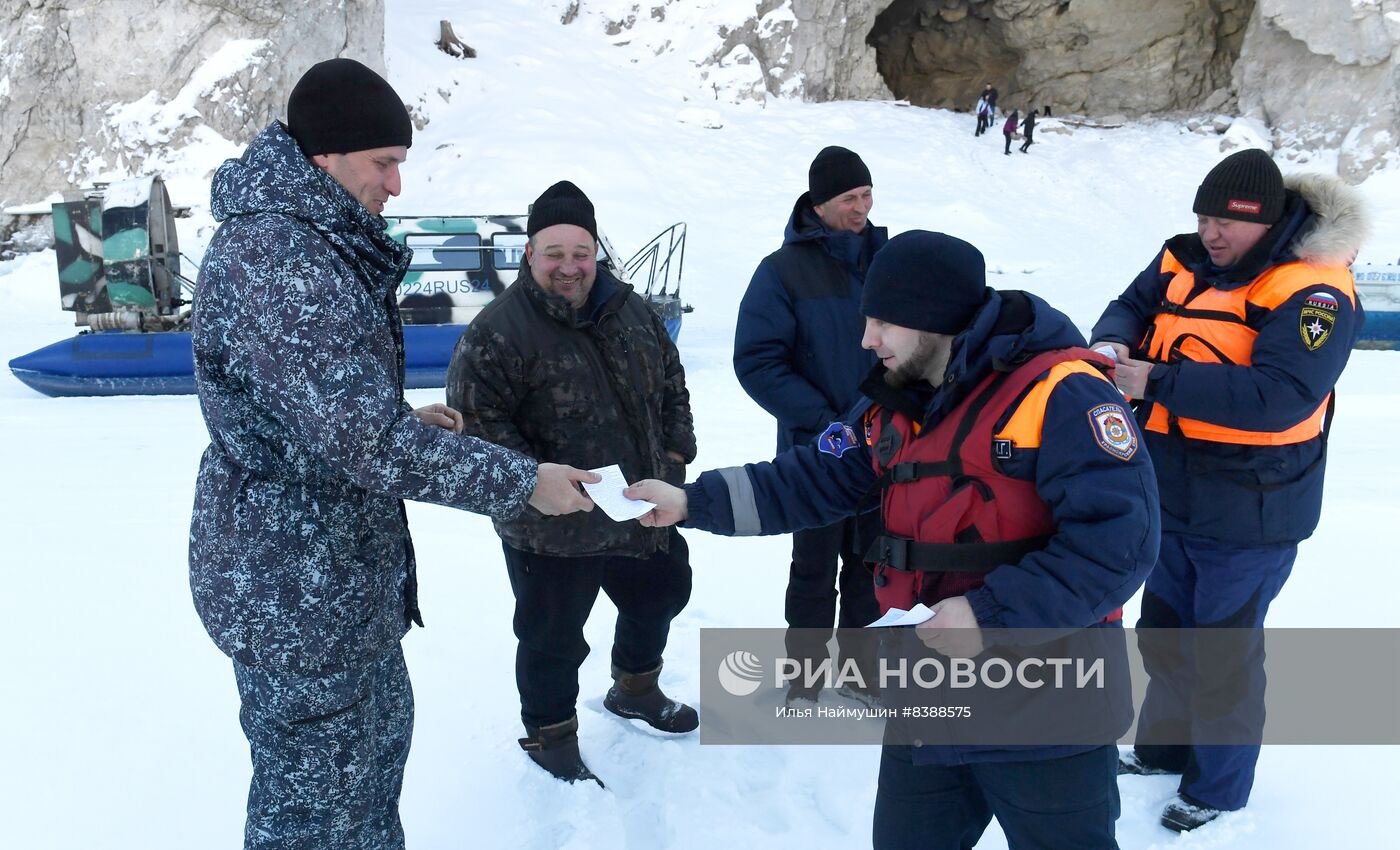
[582,464,657,522]
[864,603,936,628]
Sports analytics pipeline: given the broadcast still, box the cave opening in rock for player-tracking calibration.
[867,0,1257,116]
[868,0,1020,111]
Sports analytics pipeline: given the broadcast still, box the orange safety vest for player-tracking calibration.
[1138,250,1356,445]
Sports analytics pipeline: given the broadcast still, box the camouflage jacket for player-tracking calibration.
[447,265,696,557]
[189,121,538,674]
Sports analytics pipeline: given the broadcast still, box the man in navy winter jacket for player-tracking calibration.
[1091,149,1367,832]
[189,59,595,850]
[734,146,888,704]
[632,231,1160,849]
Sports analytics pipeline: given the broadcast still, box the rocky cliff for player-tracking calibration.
[1235,0,1400,182]
[3,0,1398,233]
[0,0,385,216]
[583,0,1399,181]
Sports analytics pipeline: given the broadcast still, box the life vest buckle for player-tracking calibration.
[866,534,911,571]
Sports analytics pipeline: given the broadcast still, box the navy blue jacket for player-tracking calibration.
[695,289,1158,629]
[190,122,537,675]
[734,193,887,452]
[1092,175,1366,545]
[689,292,1159,764]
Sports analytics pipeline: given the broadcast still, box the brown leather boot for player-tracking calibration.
[518,715,604,787]
[603,664,699,733]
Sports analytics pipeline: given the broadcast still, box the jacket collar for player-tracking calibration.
[1166,191,1307,288]
[519,264,632,328]
[782,191,887,272]
[210,121,410,298]
[858,289,1088,428]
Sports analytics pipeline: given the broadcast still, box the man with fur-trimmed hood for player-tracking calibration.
[1091,148,1368,833]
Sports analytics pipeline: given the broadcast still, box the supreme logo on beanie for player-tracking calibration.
[1192,148,1284,224]
[527,180,598,241]
[287,58,413,156]
[808,146,873,205]
[862,230,989,336]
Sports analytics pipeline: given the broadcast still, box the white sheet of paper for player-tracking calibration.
[864,603,936,628]
[581,464,657,522]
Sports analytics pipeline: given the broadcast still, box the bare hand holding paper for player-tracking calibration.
[582,464,658,522]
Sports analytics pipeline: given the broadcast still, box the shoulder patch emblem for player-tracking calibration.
[1300,306,1335,351]
[1087,403,1138,461]
[1304,291,1340,312]
[819,421,861,458]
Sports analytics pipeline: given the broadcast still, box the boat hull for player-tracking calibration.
[10,324,471,398]
[1355,310,1400,350]
[10,318,683,398]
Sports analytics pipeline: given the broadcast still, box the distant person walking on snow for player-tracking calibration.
[1003,110,1019,155]
[1019,109,1038,153]
[983,83,999,121]
[974,96,991,136]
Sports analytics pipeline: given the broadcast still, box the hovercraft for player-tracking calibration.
[1353,262,1400,350]
[8,176,689,397]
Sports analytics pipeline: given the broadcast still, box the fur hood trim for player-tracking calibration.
[1287,173,1370,266]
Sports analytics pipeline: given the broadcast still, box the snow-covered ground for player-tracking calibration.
[2,1,1397,847]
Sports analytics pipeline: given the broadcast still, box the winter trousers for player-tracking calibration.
[975,114,989,136]
[1019,129,1035,152]
[1004,132,1014,155]
[783,511,883,698]
[1132,532,1297,810]
[234,644,413,850]
[872,745,1121,850]
[503,529,693,728]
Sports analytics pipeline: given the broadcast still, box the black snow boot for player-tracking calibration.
[1117,750,1179,776]
[1160,795,1224,832]
[603,664,699,734]
[518,715,604,787]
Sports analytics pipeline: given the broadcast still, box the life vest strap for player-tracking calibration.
[1159,299,1245,324]
[864,533,1053,573]
[888,460,959,483]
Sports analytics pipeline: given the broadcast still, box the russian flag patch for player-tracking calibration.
[1304,291,1340,312]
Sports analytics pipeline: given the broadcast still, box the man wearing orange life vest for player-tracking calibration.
[1091,148,1367,832]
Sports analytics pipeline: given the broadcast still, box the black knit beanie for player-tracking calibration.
[287,58,412,156]
[527,181,598,241]
[862,231,988,335]
[1192,149,1284,224]
[808,146,873,205]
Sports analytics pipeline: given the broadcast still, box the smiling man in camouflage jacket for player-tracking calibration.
[189,59,596,850]
[447,180,698,787]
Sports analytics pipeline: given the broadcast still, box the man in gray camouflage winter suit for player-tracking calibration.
[448,180,698,787]
[189,58,597,850]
